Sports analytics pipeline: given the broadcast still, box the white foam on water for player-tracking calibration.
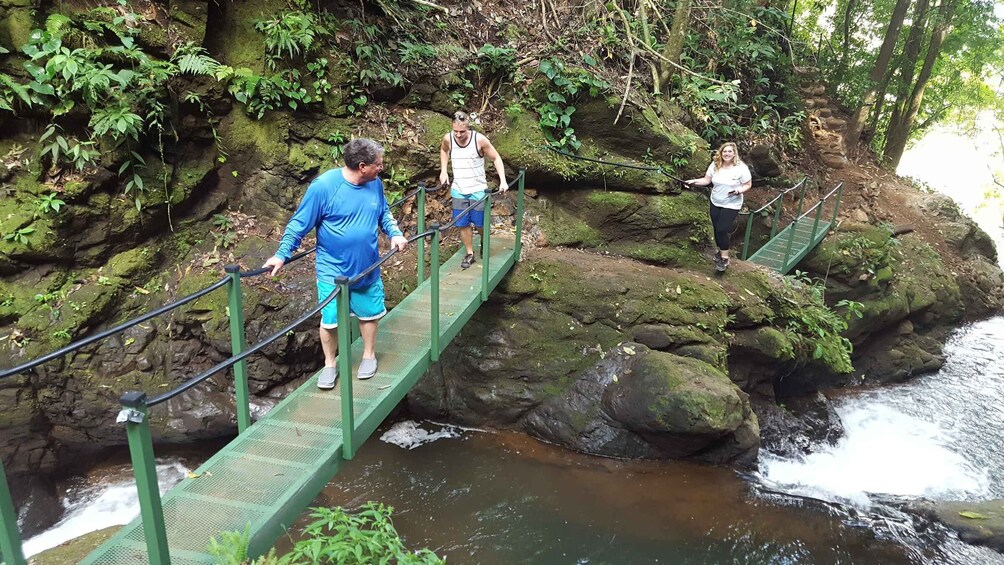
[758,399,989,508]
[22,459,190,558]
[380,420,462,450]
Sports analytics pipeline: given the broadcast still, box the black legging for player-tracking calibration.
[709,203,740,251]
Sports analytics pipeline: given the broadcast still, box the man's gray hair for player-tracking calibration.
[343,138,384,170]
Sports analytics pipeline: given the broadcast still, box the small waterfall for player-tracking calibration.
[22,459,189,558]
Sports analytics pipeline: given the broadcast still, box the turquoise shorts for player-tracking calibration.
[317,278,386,329]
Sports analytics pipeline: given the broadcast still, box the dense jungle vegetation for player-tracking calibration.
[0,0,999,224]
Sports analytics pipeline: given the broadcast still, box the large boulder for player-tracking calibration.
[523,344,759,465]
[409,249,855,466]
[534,188,711,268]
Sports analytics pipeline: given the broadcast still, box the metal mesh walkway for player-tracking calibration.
[81,238,518,564]
[747,219,832,273]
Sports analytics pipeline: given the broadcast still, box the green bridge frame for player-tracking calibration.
[0,171,526,565]
[741,180,845,273]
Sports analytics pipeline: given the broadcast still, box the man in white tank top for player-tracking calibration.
[439,111,509,269]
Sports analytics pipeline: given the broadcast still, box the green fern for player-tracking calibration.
[45,13,74,37]
[173,43,220,76]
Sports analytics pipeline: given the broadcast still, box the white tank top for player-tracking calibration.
[450,131,488,195]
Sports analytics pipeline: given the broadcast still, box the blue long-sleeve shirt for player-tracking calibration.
[275,168,403,289]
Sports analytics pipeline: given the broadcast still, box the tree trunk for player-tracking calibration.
[659,0,693,86]
[833,0,858,85]
[885,0,931,152]
[866,63,896,146]
[883,0,958,167]
[845,0,912,153]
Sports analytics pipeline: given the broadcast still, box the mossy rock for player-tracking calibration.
[606,349,749,435]
[206,0,287,71]
[288,140,338,178]
[168,152,218,206]
[168,0,209,45]
[220,109,290,173]
[491,109,674,192]
[536,200,603,247]
[105,245,158,280]
[534,188,711,268]
[31,526,120,564]
[0,6,33,51]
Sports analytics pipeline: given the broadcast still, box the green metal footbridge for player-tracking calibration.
[739,179,844,274]
[0,171,526,565]
[543,146,844,274]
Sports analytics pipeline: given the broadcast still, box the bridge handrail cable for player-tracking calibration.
[146,168,523,407]
[0,179,432,382]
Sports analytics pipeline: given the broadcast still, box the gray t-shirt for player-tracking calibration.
[706,162,752,210]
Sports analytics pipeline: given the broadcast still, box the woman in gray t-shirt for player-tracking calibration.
[685,142,752,272]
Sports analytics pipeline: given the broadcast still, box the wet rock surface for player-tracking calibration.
[909,499,1004,553]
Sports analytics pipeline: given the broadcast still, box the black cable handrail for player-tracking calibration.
[793,181,843,222]
[0,178,434,381]
[149,284,341,406]
[389,185,425,209]
[149,225,445,407]
[239,247,316,278]
[0,275,231,381]
[747,177,808,215]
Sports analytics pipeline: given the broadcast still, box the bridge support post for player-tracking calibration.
[795,181,808,218]
[769,193,784,240]
[741,214,754,260]
[118,392,170,565]
[810,201,825,244]
[335,277,355,460]
[430,225,441,362]
[515,168,526,258]
[481,192,491,302]
[224,266,251,434]
[417,182,428,285]
[0,460,25,565]
[831,182,844,225]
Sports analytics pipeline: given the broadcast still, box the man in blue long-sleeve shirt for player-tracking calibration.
[263,138,408,389]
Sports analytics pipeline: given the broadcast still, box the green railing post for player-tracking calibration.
[794,180,808,218]
[417,182,428,285]
[0,460,25,565]
[741,214,755,260]
[769,194,784,240]
[118,392,170,565]
[831,182,844,225]
[334,277,354,460]
[481,192,491,302]
[514,169,526,258]
[224,265,251,434]
[810,202,825,245]
[429,225,441,362]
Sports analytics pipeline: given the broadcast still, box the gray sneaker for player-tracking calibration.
[317,366,338,390]
[357,357,377,380]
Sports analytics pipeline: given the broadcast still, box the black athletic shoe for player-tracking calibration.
[716,257,730,272]
[461,253,476,269]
